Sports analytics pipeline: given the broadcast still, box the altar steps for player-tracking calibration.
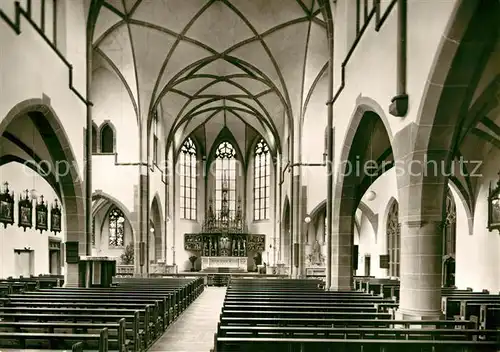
[201,268,246,286]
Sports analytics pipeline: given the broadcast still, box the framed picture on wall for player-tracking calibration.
[35,196,48,233]
[50,199,62,234]
[0,182,14,228]
[18,190,33,231]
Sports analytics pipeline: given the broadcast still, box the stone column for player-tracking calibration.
[291,174,301,278]
[330,213,353,290]
[396,220,443,320]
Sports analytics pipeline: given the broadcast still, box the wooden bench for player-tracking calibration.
[216,324,500,341]
[442,294,500,318]
[213,336,500,352]
[0,311,142,351]
[0,320,128,351]
[219,316,478,329]
[0,327,109,352]
[214,278,491,351]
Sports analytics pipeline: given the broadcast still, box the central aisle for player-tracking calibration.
[150,286,227,352]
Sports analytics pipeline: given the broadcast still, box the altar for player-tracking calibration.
[201,256,248,271]
[184,194,266,273]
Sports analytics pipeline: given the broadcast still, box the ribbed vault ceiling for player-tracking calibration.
[91,0,328,152]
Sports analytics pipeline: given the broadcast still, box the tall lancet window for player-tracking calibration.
[108,207,125,247]
[254,139,270,220]
[386,201,400,278]
[215,141,237,219]
[180,137,197,220]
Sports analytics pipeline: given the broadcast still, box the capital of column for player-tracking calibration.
[402,219,443,231]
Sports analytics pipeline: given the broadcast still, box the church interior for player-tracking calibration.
[0,0,499,351]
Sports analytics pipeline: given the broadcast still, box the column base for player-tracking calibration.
[395,308,444,327]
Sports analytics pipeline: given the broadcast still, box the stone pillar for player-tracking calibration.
[396,220,443,320]
[138,170,149,276]
[291,174,302,278]
[330,213,353,290]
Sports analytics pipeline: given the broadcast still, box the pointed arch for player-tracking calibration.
[92,190,135,244]
[385,197,400,278]
[150,193,164,262]
[179,136,198,220]
[357,200,379,241]
[281,195,291,265]
[448,177,474,236]
[0,98,85,286]
[205,126,245,174]
[212,140,238,219]
[253,137,271,220]
[99,120,116,153]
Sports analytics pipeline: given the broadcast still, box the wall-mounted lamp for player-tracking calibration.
[304,215,311,224]
[149,227,155,233]
[30,189,38,200]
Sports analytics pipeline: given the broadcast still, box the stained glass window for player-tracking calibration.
[108,208,125,247]
[180,137,197,220]
[215,141,237,219]
[386,201,400,277]
[254,139,270,220]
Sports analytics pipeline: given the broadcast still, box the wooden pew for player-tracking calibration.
[442,294,500,319]
[0,327,109,352]
[0,310,142,351]
[215,278,491,352]
[0,320,127,351]
[219,316,477,329]
[216,324,500,341]
[220,308,394,320]
[5,293,170,329]
[27,288,175,325]
[39,286,182,318]
[213,336,500,352]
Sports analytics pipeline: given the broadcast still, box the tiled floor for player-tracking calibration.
[150,287,226,352]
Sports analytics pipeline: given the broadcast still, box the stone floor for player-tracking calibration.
[150,287,226,352]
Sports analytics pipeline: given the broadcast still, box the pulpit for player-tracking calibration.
[78,256,116,288]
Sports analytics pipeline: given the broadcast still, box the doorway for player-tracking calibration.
[14,249,34,277]
[364,254,371,276]
[49,238,62,275]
